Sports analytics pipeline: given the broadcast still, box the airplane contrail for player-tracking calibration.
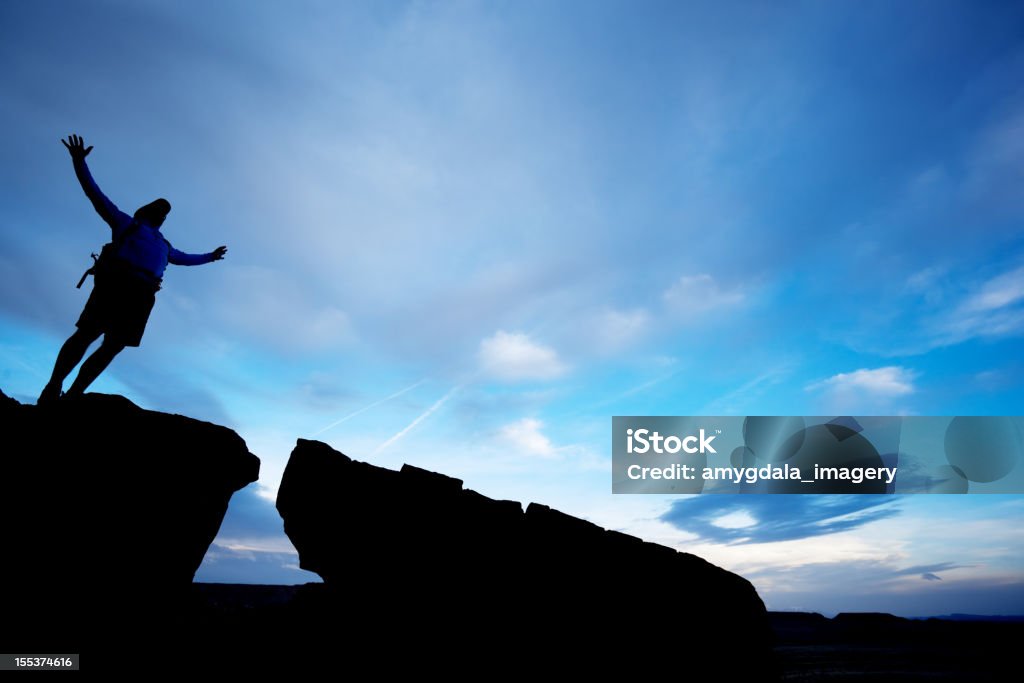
[373,385,460,455]
[311,377,428,437]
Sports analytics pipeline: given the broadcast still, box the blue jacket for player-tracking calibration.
[73,158,215,279]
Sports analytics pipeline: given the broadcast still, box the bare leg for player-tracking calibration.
[39,328,102,403]
[65,336,127,397]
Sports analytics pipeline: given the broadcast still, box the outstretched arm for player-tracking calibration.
[168,245,228,266]
[62,134,131,234]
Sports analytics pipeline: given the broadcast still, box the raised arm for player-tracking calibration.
[62,134,131,234]
[168,245,228,266]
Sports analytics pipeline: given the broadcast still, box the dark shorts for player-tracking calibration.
[76,268,159,347]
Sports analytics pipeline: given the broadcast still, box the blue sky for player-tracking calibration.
[2,0,1023,616]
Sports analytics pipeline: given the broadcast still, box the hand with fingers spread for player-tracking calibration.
[62,134,93,161]
[211,245,228,261]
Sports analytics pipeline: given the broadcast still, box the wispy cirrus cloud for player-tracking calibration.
[662,495,900,544]
[845,260,1024,357]
[936,264,1024,346]
[861,261,1024,356]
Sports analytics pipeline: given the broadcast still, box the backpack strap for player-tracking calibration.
[75,254,98,289]
[75,219,144,288]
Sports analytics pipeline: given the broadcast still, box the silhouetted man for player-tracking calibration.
[38,134,227,403]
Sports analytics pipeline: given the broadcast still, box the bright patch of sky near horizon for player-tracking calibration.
[2,0,1023,616]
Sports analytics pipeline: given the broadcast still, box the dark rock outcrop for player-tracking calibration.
[0,390,259,653]
[0,388,776,673]
[278,438,775,671]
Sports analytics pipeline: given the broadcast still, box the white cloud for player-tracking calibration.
[478,330,566,381]
[808,366,916,397]
[662,274,745,314]
[212,538,298,554]
[711,510,758,529]
[806,366,917,413]
[498,417,557,458]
